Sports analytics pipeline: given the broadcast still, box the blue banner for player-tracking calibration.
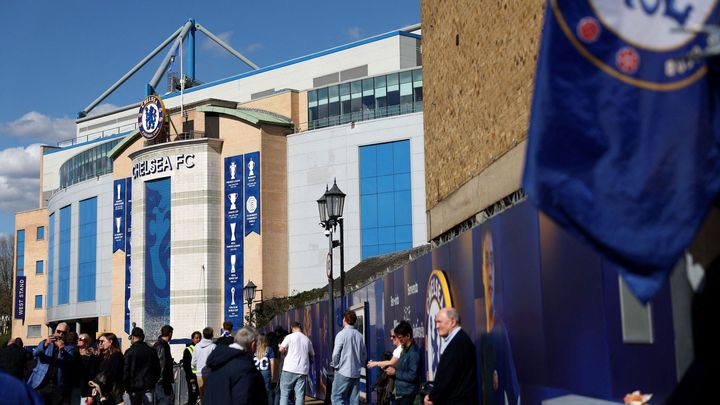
[244,151,260,236]
[113,179,126,252]
[145,178,171,332]
[224,155,244,327]
[523,0,720,301]
[125,178,132,334]
[14,276,26,321]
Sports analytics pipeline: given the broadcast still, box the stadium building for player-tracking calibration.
[12,21,425,349]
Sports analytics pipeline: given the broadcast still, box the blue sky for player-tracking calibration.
[0,0,420,237]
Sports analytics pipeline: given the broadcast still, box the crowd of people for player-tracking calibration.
[0,306,477,405]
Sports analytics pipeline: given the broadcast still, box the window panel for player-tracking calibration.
[359,146,377,178]
[378,226,396,245]
[394,190,413,226]
[360,194,378,229]
[395,225,413,244]
[37,226,45,240]
[376,143,394,176]
[36,260,44,274]
[377,175,394,193]
[362,245,379,259]
[360,177,377,195]
[35,295,42,309]
[377,193,395,226]
[362,227,378,246]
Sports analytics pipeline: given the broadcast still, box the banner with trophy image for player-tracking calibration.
[224,155,244,327]
[113,179,127,253]
[244,151,260,236]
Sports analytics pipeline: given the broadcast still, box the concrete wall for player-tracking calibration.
[12,208,49,345]
[420,0,544,239]
[286,113,425,293]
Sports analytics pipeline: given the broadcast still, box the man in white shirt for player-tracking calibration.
[278,322,315,405]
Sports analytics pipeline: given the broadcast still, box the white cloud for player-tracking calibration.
[244,43,263,53]
[87,103,120,117]
[0,111,75,144]
[202,31,234,56]
[0,144,42,214]
[347,27,362,40]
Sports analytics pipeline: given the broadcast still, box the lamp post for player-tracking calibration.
[243,280,260,326]
[317,179,346,393]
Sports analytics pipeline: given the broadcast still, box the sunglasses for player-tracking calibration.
[55,330,67,334]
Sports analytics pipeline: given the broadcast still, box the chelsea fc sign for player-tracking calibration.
[552,0,720,91]
[138,95,166,140]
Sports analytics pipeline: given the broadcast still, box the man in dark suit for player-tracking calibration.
[424,308,478,405]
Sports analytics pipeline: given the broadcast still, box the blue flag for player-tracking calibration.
[524,1,720,301]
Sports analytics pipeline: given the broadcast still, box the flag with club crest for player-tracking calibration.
[524,0,720,302]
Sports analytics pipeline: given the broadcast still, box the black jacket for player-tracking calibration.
[77,351,99,397]
[205,344,268,404]
[154,339,174,387]
[429,328,479,405]
[96,352,124,404]
[0,344,30,380]
[123,341,160,392]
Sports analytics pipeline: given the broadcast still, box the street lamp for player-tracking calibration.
[317,179,346,392]
[243,280,261,326]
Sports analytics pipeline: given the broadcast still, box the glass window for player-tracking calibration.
[386,73,400,112]
[34,295,43,309]
[328,85,340,124]
[359,140,413,259]
[317,87,329,126]
[27,325,42,338]
[400,71,413,111]
[78,197,97,302]
[351,80,362,117]
[339,83,351,122]
[37,226,45,240]
[362,78,375,116]
[374,75,387,111]
[16,229,24,276]
[36,260,44,274]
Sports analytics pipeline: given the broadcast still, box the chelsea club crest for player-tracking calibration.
[552,0,720,90]
[425,269,452,382]
[138,95,166,140]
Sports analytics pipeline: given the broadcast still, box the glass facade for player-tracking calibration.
[78,197,97,302]
[48,214,54,308]
[36,260,44,274]
[37,226,45,240]
[16,230,24,276]
[359,140,412,259]
[58,205,71,305]
[59,139,121,188]
[308,68,423,129]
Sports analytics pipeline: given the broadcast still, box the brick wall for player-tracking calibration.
[421,0,545,214]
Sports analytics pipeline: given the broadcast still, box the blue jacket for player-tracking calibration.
[394,342,421,398]
[1,369,44,405]
[27,340,77,391]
